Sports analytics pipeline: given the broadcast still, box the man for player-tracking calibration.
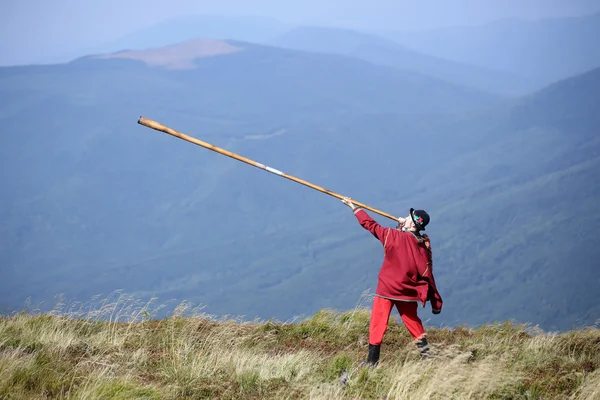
[341,197,442,364]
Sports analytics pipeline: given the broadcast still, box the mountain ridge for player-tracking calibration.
[268,25,534,95]
[384,10,600,85]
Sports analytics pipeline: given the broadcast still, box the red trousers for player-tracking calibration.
[369,296,425,344]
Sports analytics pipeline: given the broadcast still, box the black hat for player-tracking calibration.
[410,208,430,230]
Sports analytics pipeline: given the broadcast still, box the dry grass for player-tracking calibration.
[0,292,598,399]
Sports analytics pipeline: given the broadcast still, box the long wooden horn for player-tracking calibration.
[137,116,399,221]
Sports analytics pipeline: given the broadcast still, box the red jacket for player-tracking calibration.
[354,208,443,311]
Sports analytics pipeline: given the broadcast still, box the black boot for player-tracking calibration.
[416,337,430,357]
[366,344,380,366]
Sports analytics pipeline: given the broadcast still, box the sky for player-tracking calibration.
[1,0,599,66]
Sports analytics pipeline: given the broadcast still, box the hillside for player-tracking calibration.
[508,66,600,134]
[269,26,533,95]
[385,11,600,86]
[0,298,600,399]
[1,40,599,332]
[1,300,599,399]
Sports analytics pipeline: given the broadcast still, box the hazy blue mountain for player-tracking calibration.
[383,11,600,87]
[268,26,535,96]
[1,41,598,332]
[41,15,293,65]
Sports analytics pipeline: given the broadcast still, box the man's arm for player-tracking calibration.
[354,208,389,243]
[341,197,391,245]
[427,268,443,314]
[419,257,443,313]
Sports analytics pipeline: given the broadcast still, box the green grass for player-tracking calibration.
[0,296,598,399]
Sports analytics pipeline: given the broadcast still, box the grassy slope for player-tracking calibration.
[1,296,599,400]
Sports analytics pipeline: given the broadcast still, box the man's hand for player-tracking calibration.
[396,216,406,230]
[432,309,441,315]
[341,197,356,210]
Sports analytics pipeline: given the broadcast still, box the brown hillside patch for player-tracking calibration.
[95,39,244,69]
